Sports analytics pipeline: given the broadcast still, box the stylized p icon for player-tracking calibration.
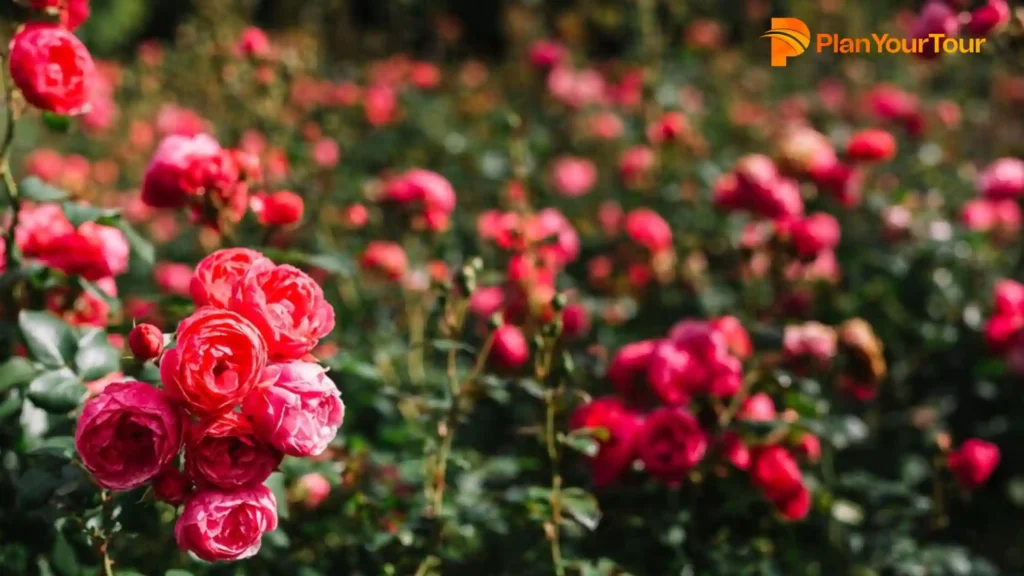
[762,18,810,67]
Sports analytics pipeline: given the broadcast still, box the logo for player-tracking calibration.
[762,18,811,67]
[763,17,988,66]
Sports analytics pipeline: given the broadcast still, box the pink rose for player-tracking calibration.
[175,485,278,562]
[161,307,268,416]
[948,438,1000,490]
[624,209,672,254]
[295,472,331,509]
[550,156,598,197]
[789,213,841,257]
[8,23,95,115]
[142,134,223,208]
[155,262,194,296]
[978,158,1024,200]
[190,248,272,309]
[230,261,336,360]
[75,382,183,490]
[185,412,282,490]
[242,362,344,457]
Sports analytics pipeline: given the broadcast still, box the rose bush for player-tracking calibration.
[1,1,1024,575]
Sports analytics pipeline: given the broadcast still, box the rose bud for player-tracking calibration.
[948,438,1000,490]
[242,362,344,457]
[720,432,751,470]
[230,261,336,361]
[155,262,194,297]
[738,393,777,421]
[129,323,164,361]
[185,413,282,490]
[344,204,369,228]
[967,1,1010,37]
[175,486,278,562]
[618,146,656,189]
[143,134,224,208]
[190,247,272,309]
[312,137,340,168]
[8,23,95,115]
[647,111,689,145]
[550,156,598,197]
[74,382,183,491]
[751,445,810,520]
[489,325,530,371]
[294,472,331,509]
[528,39,565,69]
[846,129,896,163]
[153,466,191,506]
[794,434,822,463]
[636,406,707,484]
[570,397,642,486]
[251,190,304,226]
[789,213,840,257]
[160,307,268,416]
[624,208,673,254]
[236,27,271,59]
[978,157,1024,200]
[360,241,409,281]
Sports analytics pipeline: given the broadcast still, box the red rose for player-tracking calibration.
[624,209,672,254]
[607,339,657,404]
[978,157,1024,200]
[636,407,707,483]
[488,325,530,371]
[570,397,642,486]
[230,261,335,360]
[185,412,282,490]
[948,439,1000,490]
[751,445,809,520]
[967,1,1010,37]
[789,213,840,257]
[251,190,304,226]
[242,362,344,457]
[190,248,272,309]
[175,486,278,562]
[128,323,164,361]
[8,23,95,115]
[74,382,183,491]
[846,129,897,162]
[160,307,268,415]
[360,241,408,281]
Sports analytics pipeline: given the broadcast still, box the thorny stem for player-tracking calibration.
[417,297,495,575]
[98,490,116,576]
[0,50,22,270]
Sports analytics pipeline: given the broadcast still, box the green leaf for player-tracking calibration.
[116,219,155,267]
[19,310,77,368]
[15,468,62,508]
[75,339,120,382]
[560,428,600,457]
[165,571,194,576]
[42,112,72,133]
[264,472,290,520]
[19,177,69,203]
[29,436,75,460]
[50,529,79,576]
[518,378,547,399]
[560,487,601,531]
[27,368,85,413]
[431,339,476,354]
[61,202,119,228]
[0,357,39,393]
[0,390,24,422]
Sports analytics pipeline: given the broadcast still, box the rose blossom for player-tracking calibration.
[550,156,598,197]
[190,248,272,309]
[636,406,707,483]
[251,190,304,226]
[29,218,129,281]
[360,241,409,281]
[229,261,335,361]
[160,307,268,415]
[489,325,530,371]
[153,466,190,506]
[175,485,278,562]
[242,361,344,457]
[978,157,1024,200]
[295,472,331,509]
[625,209,672,254]
[142,134,223,208]
[789,213,840,257]
[185,412,282,490]
[8,23,95,115]
[846,129,897,162]
[74,382,183,490]
[570,397,642,486]
[948,438,1000,490]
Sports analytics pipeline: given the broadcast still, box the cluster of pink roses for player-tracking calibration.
[379,168,457,232]
[75,248,342,562]
[910,1,1009,59]
[141,134,263,229]
[571,317,820,519]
